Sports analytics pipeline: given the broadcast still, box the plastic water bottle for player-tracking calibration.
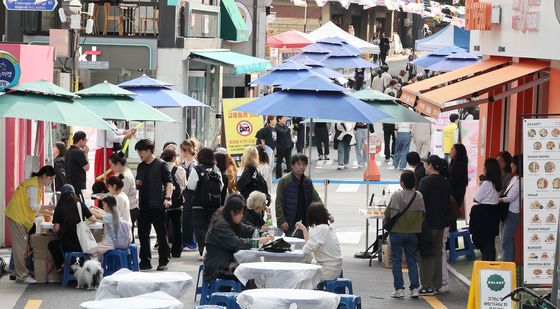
[251,229,260,250]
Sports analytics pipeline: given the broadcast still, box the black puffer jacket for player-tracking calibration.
[203,216,254,281]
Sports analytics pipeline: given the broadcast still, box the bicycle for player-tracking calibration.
[501,287,557,309]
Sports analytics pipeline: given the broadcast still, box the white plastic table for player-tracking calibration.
[234,249,311,263]
[40,221,103,231]
[236,288,340,309]
[233,262,322,289]
[95,269,192,300]
[80,291,183,309]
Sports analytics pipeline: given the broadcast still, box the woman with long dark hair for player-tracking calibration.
[469,158,502,261]
[109,153,138,241]
[48,184,95,271]
[500,154,522,262]
[448,144,469,231]
[497,151,513,193]
[203,193,273,281]
[256,145,272,191]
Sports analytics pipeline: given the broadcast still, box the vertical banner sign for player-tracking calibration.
[523,118,560,285]
[222,98,262,159]
[459,120,479,219]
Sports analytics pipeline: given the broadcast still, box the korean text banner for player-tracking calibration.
[223,98,263,157]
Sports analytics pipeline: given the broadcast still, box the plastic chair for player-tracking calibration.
[62,252,88,287]
[194,264,204,302]
[102,248,130,276]
[338,295,362,309]
[317,278,354,294]
[448,229,476,263]
[208,292,240,309]
[200,278,243,305]
[128,244,139,271]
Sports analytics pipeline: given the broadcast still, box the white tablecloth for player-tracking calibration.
[95,269,192,300]
[233,262,322,289]
[41,221,103,230]
[236,288,340,309]
[282,237,306,250]
[81,291,183,309]
[234,249,311,263]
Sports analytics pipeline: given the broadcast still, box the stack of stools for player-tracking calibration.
[448,228,476,263]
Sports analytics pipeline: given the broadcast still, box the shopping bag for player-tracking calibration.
[76,203,97,254]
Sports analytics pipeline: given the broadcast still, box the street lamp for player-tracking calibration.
[58,0,94,91]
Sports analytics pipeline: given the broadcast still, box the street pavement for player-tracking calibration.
[0,120,468,308]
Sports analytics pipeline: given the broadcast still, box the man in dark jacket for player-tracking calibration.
[275,154,322,238]
[275,116,294,178]
[417,155,451,296]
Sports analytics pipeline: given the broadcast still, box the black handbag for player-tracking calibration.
[260,238,291,253]
[497,182,515,221]
[383,192,417,232]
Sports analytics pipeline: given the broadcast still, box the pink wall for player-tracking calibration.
[1,43,54,246]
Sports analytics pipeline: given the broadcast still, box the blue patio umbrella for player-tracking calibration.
[410,46,466,68]
[319,55,379,69]
[119,75,206,108]
[234,76,390,124]
[303,37,361,56]
[426,52,480,72]
[251,61,334,86]
[285,57,343,79]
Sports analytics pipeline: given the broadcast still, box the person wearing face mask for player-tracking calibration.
[5,166,56,284]
[275,154,323,239]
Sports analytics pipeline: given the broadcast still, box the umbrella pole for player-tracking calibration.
[366,129,370,208]
[307,118,313,178]
[104,130,107,182]
[49,122,57,204]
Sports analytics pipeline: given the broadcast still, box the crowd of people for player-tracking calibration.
[385,148,522,297]
[5,126,343,285]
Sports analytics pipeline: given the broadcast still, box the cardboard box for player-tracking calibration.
[381,242,409,269]
[30,234,58,283]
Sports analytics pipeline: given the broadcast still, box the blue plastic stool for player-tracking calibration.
[317,278,354,294]
[208,292,240,309]
[194,264,204,302]
[448,229,476,263]
[200,279,243,305]
[338,295,362,309]
[62,252,88,287]
[102,249,130,276]
[128,244,139,271]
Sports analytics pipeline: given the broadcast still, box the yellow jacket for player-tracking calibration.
[5,176,42,230]
[442,123,458,153]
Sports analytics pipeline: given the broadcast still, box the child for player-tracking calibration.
[106,176,132,228]
[90,196,120,255]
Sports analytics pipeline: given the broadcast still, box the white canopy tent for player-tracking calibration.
[307,21,380,54]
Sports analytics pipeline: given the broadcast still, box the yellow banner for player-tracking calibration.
[222,98,263,157]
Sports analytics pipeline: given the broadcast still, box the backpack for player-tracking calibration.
[113,218,131,249]
[169,166,184,210]
[193,165,222,210]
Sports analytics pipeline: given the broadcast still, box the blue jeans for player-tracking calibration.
[337,140,351,165]
[390,232,420,290]
[501,211,520,262]
[354,128,368,166]
[393,132,412,169]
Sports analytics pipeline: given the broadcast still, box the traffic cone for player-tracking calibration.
[363,153,380,181]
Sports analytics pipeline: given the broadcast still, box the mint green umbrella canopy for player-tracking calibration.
[352,89,397,102]
[0,92,115,130]
[352,89,431,124]
[9,80,78,98]
[76,82,176,122]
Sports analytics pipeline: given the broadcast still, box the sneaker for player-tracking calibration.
[390,289,405,298]
[419,288,436,296]
[318,155,324,160]
[410,288,420,298]
[437,285,449,294]
[198,255,204,261]
[156,264,168,271]
[139,264,152,271]
[171,253,181,258]
[343,165,348,169]
[23,276,37,284]
[324,155,330,160]
[337,165,343,170]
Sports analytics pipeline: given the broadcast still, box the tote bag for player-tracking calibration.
[76,203,98,254]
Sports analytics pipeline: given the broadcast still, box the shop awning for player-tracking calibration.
[400,57,511,107]
[190,51,271,75]
[416,61,549,118]
[220,0,250,42]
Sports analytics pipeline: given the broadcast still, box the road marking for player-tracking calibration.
[336,184,360,192]
[24,300,42,309]
[422,296,448,309]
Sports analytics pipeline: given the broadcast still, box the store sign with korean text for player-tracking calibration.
[78,46,109,70]
[0,51,21,91]
[523,118,560,285]
[3,0,57,11]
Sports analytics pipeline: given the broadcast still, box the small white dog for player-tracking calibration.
[71,258,103,290]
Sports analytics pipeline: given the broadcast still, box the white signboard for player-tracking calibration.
[479,269,513,309]
[523,118,560,285]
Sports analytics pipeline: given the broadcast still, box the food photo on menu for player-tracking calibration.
[539,128,548,137]
[547,141,556,150]
[531,200,544,209]
[544,162,555,173]
[547,200,556,209]
[553,128,560,137]
[537,178,549,189]
[553,178,560,189]
[528,128,537,137]
[529,161,540,173]
[534,141,543,150]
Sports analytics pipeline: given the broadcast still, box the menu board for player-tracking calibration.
[523,118,560,285]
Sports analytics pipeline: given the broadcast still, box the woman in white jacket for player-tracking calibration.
[336,122,355,170]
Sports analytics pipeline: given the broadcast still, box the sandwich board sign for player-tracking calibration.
[467,261,516,309]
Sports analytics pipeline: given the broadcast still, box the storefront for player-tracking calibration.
[0,43,54,246]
